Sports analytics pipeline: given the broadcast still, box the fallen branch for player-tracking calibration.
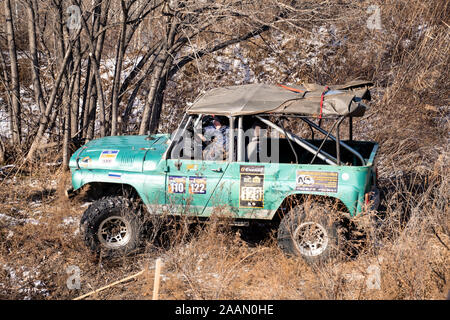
[73,269,145,300]
[73,258,164,300]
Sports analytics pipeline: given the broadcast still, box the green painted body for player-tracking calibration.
[70,133,379,219]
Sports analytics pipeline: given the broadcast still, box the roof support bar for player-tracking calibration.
[229,116,235,162]
[237,116,245,162]
[255,116,337,165]
[335,116,344,165]
[301,117,366,166]
[309,117,340,165]
[349,116,353,141]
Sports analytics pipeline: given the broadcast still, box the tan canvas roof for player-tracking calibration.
[187,80,372,117]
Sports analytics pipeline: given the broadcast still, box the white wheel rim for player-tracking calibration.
[98,216,131,249]
[293,222,329,257]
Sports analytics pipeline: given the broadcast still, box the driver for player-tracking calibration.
[198,115,229,161]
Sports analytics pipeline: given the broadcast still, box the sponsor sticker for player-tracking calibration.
[168,176,186,194]
[186,164,198,171]
[99,150,119,165]
[239,165,265,208]
[295,171,338,193]
[189,177,207,194]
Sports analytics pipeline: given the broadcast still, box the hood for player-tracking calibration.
[69,134,169,172]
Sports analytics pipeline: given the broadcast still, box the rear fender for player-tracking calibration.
[272,190,359,222]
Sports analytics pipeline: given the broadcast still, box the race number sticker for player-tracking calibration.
[189,177,207,194]
[99,150,119,165]
[239,165,265,208]
[168,176,186,194]
[296,171,338,193]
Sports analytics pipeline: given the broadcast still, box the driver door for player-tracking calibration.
[164,115,231,216]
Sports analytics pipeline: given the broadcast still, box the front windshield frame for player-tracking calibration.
[162,113,192,160]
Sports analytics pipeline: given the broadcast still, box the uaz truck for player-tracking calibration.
[69,80,379,262]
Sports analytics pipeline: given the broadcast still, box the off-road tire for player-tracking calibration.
[277,201,341,264]
[80,196,142,258]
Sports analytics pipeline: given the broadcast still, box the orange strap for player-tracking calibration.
[277,84,305,93]
[319,86,329,119]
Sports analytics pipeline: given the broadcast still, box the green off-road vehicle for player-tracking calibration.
[69,80,380,263]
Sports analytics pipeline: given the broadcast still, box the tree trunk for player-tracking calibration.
[79,0,109,138]
[4,0,21,145]
[148,58,172,134]
[71,38,81,137]
[82,67,95,139]
[54,0,66,67]
[138,55,167,135]
[85,81,98,140]
[0,138,5,164]
[26,1,46,115]
[62,68,78,171]
[110,1,128,136]
[26,45,73,161]
[139,13,178,135]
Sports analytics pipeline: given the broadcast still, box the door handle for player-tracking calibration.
[211,168,222,173]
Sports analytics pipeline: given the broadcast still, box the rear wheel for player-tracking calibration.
[80,196,142,257]
[277,201,341,264]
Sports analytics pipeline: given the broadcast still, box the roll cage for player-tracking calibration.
[163,113,365,167]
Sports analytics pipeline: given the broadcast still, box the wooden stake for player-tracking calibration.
[152,258,162,300]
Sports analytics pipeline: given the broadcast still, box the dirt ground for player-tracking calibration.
[0,153,448,300]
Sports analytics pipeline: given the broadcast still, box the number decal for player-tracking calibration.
[240,187,263,201]
[170,182,184,193]
[239,165,265,208]
[189,177,207,194]
[168,176,186,194]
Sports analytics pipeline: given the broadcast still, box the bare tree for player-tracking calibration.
[0,138,5,164]
[25,23,81,161]
[24,0,46,115]
[0,0,365,164]
[4,0,21,145]
[138,0,283,134]
[110,0,158,135]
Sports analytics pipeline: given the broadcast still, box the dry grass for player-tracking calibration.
[0,153,448,300]
[0,0,449,300]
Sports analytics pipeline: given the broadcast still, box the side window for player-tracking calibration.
[170,115,230,162]
[241,117,277,164]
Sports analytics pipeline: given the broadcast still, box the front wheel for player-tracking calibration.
[277,202,341,264]
[80,196,142,257]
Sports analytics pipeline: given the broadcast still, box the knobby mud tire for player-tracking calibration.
[80,196,142,258]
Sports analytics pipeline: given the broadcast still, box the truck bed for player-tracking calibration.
[258,138,378,166]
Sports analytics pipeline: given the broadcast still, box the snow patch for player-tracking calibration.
[0,213,40,226]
